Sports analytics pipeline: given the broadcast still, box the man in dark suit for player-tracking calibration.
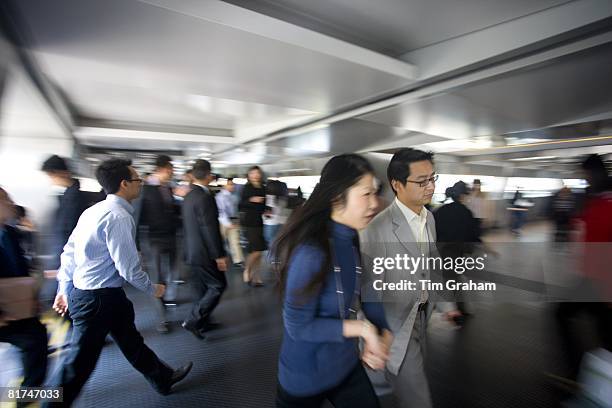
[135,155,180,333]
[41,155,87,270]
[181,160,228,339]
[0,187,48,398]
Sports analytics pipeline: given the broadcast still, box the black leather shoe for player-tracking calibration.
[155,362,194,395]
[200,321,221,332]
[182,321,205,340]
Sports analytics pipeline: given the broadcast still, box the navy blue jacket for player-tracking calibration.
[49,179,86,268]
[278,221,389,396]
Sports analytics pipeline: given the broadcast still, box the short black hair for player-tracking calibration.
[581,154,607,174]
[226,177,234,183]
[387,148,434,194]
[41,155,69,173]
[95,159,132,194]
[247,165,262,174]
[154,154,173,169]
[192,159,211,180]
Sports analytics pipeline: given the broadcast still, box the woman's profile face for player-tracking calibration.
[248,169,262,184]
[332,173,378,230]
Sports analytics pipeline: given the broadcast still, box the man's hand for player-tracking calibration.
[53,294,68,317]
[153,284,166,299]
[249,196,264,203]
[445,309,462,325]
[216,257,228,272]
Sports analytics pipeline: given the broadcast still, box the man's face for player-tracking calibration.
[0,189,16,225]
[393,160,436,209]
[183,173,193,183]
[125,166,143,201]
[225,180,235,193]
[159,165,174,183]
[45,171,69,187]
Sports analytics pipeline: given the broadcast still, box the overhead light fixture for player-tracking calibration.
[510,156,558,161]
[278,168,312,173]
[469,135,612,151]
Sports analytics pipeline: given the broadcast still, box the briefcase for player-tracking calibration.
[0,276,38,325]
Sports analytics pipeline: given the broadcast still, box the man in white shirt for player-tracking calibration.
[46,159,192,407]
[361,148,460,408]
[215,177,244,265]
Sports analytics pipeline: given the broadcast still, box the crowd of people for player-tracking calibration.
[0,149,610,407]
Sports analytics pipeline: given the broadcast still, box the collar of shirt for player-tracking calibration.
[146,175,161,186]
[193,183,209,192]
[395,197,430,244]
[395,197,427,225]
[106,194,134,214]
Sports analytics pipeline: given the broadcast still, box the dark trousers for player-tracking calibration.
[147,236,177,287]
[185,264,227,330]
[276,363,380,408]
[0,318,48,387]
[145,236,177,320]
[44,288,173,407]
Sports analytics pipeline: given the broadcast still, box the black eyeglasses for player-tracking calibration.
[405,174,438,188]
[128,178,144,184]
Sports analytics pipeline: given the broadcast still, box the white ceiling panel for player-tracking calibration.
[15,0,414,132]
[223,0,569,56]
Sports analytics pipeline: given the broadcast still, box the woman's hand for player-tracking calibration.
[381,329,394,352]
[360,321,390,371]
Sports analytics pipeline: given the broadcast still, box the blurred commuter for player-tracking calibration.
[239,166,267,286]
[0,187,48,402]
[361,148,461,408]
[274,154,391,408]
[264,179,288,248]
[45,159,192,407]
[14,205,37,260]
[216,177,244,266]
[41,155,87,270]
[434,181,481,317]
[174,169,194,198]
[181,160,228,340]
[467,179,494,230]
[555,154,612,381]
[135,155,179,333]
[549,186,576,242]
[509,188,530,235]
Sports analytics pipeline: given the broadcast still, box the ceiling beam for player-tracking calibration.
[139,0,417,80]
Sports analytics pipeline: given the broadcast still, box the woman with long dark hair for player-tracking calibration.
[239,166,267,286]
[274,154,392,408]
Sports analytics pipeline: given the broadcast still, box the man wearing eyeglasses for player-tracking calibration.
[45,159,192,407]
[361,148,460,408]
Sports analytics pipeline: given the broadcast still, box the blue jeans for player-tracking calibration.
[264,224,282,247]
[511,211,525,231]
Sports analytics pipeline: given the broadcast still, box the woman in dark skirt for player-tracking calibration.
[239,166,267,286]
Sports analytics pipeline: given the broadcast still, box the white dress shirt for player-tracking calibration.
[395,198,431,253]
[57,194,154,296]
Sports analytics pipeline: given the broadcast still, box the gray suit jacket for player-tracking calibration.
[360,200,453,375]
